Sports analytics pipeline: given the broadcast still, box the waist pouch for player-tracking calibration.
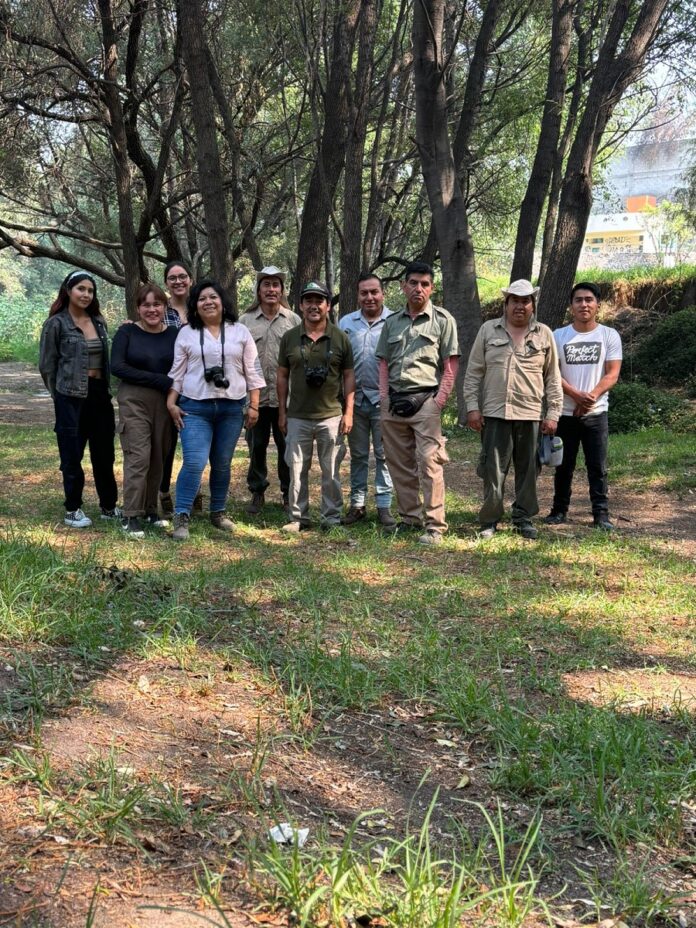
[389,389,435,418]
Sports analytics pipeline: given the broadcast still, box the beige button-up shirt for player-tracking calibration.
[239,306,301,407]
[463,317,563,421]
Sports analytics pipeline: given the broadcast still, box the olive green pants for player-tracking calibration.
[477,418,540,526]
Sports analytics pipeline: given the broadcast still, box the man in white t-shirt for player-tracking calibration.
[544,282,622,531]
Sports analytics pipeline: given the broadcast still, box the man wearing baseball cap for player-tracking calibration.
[463,278,562,540]
[240,267,301,515]
[277,281,355,532]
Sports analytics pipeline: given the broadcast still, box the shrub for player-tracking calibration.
[608,382,694,433]
[631,306,696,387]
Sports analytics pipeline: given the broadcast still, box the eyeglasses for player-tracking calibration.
[167,274,189,283]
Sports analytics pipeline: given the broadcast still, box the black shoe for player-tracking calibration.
[478,523,497,539]
[341,506,366,525]
[543,512,567,525]
[377,507,397,528]
[593,517,615,532]
[121,516,145,538]
[512,521,538,540]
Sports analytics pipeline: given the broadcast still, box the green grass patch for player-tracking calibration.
[0,420,694,922]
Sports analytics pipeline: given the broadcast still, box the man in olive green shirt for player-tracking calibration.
[277,281,355,532]
[240,266,301,514]
[463,278,563,540]
[375,261,459,545]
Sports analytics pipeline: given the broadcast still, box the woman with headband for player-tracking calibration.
[39,270,121,527]
[166,280,265,540]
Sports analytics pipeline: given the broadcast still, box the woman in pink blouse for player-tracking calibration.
[167,280,265,540]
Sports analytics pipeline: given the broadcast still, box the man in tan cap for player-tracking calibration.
[463,279,562,540]
[239,267,301,514]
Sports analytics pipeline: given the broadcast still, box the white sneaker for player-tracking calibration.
[64,509,92,528]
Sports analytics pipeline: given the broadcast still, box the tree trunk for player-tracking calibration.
[97,0,142,317]
[413,0,482,419]
[339,0,380,317]
[510,0,572,281]
[293,0,361,303]
[539,0,669,329]
[176,0,235,305]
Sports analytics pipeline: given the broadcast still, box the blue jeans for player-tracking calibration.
[175,396,244,513]
[347,396,393,508]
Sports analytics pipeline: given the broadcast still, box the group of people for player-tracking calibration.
[38,261,622,543]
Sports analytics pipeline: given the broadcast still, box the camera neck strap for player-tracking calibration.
[199,322,226,374]
[300,333,332,370]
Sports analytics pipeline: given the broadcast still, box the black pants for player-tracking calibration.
[246,405,290,495]
[551,411,609,518]
[53,379,118,512]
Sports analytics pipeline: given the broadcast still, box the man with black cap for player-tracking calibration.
[463,278,562,540]
[277,281,355,532]
[240,267,301,514]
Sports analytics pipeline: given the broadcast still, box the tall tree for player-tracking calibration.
[510,0,573,280]
[413,0,483,415]
[176,0,235,302]
[540,0,670,328]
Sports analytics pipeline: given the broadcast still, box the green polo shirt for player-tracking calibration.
[278,321,354,419]
[375,301,459,391]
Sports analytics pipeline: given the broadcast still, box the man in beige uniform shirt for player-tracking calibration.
[239,267,301,514]
[463,279,562,540]
[376,261,459,546]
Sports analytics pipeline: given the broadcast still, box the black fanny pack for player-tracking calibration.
[389,389,435,418]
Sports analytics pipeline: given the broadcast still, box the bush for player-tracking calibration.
[608,382,695,433]
[631,306,696,387]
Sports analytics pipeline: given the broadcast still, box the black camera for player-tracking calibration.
[304,366,329,388]
[204,366,230,389]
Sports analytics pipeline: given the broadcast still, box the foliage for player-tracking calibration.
[608,381,694,433]
[631,306,696,387]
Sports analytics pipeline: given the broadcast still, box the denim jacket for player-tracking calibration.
[39,310,111,398]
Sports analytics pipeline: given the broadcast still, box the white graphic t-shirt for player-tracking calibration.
[553,323,623,417]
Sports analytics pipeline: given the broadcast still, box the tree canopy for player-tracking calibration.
[0,0,691,375]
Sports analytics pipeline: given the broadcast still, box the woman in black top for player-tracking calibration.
[39,271,120,528]
[111,284,178,536]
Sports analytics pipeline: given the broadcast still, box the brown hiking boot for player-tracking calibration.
[246,492,265,515]
[210,511,235,532]
[172,512,190,541]
[377,507,397,528]
[341,506,366,525]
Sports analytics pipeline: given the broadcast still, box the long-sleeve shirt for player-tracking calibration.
[168,323,265,401]
[463,317,563,421]
[238,306,301,407]
[338,307,392,405]
[111,323,178,393]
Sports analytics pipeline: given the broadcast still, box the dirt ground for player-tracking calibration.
[1,362,695,926]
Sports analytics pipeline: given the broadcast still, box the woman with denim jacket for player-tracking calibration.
[39,271,121,528]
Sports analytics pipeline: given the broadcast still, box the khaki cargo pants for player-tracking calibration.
[381,396,448,533]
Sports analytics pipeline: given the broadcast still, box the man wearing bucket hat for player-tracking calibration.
[240,267,301,514]
[463,278,562,540]
[277,281,355,532]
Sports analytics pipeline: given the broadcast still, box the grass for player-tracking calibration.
[0,421,694,924]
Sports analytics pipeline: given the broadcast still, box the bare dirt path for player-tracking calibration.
[0,361,53,426]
